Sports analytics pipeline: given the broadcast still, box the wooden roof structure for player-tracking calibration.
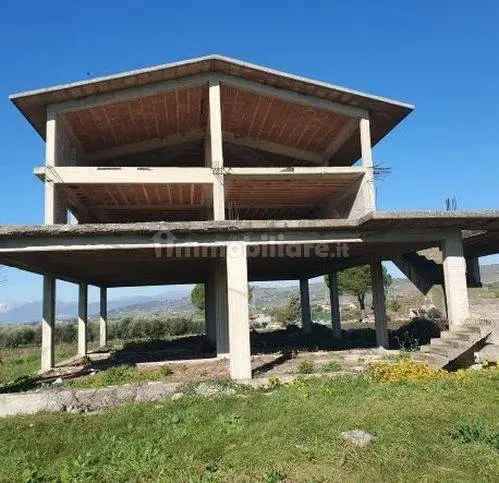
[10,55,414,167]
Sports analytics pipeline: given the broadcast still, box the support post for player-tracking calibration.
[328,272,342,338]
[207,81,225,220]
[442,232,470,329]
[226,242,251,380]
[78,283,88,357]
[99,287,108,348]
[214,259,229,355]
[349,117,376,217]
[300,278,312,334]
[371,257,389,348]
[205,277,217,346]
[41,275,56,372]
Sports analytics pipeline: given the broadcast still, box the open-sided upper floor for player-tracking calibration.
[10,55,414,224]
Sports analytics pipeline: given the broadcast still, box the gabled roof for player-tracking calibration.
[9,54,415,145]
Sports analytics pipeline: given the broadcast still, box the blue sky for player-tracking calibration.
[0,1,498,304]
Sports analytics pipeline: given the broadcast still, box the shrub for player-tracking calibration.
[451,418,499,449]
[297,360,315,374]
[366,358,446,383]
[321,360,342,372]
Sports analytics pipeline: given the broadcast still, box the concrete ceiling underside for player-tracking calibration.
[62,173,363,223]
[0,241,439,287]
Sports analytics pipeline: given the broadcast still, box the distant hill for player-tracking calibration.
[2,264,498,324]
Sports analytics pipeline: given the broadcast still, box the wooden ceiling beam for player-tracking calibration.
[322,118,358,165]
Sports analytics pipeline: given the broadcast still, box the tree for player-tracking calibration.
[271,294,301,327]
[191,284,205,311]
[190,283,254,311]
[325,265,392,313]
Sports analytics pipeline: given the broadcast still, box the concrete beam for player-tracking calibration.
[36,166,216,185]
[49,73,212,114]
[81,130,205,163]
[99,287,108,348]
[223,166,365,179]
[226,242,251,380]
[328,272,341,337]
[41,275,56,372]
[300,278,312,334]
[371,257,388,348]
[223,131,322,164]
[323,118,358,164]
[442,232,470,329]
[218,73,369,119]
[78,283,88,357]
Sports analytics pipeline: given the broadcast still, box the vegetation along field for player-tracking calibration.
[0,366,498,482]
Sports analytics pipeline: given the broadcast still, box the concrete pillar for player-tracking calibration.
[205,278,217,346]
[370,257,389,348]
[214,260,229,355]
[207,81,225,220]
[45,109,67,224]
[78,283,88,357]
[442,232,470,329]
[328,272,342,338]
[300,278,312,334]
[350,117,376,217]
[226,242,251,380]
[99,287,108,348]
[41,275,56,372]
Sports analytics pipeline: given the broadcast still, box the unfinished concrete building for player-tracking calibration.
[2,55,499,379]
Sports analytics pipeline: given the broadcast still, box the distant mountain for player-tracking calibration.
[2,264,497,325]
[0,287,191,324]
[481,264,499,284]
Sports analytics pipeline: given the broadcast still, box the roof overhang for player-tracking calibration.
[9,55,414,151]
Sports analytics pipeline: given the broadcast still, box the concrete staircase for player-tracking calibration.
[411,319,495,369]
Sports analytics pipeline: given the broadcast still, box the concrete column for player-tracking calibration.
[214,260,229,355]
[226,242,251,380]
[207,81,225,220]
[45,109,67,224]
[370,257,389,348]
[99,287,108,348]
[78,283,88,357]
[442,232,470,329]
[350,117,376,217]
[205,278,217,346]
[41,275,56,372]
[300,278,312,334]
[328,272,342,337]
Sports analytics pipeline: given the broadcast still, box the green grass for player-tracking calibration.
[0,343,75,387]
[1,369,498,482]
[67,364,174,389]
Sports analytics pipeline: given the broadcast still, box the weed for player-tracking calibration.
[321,360,342,372]
[297,359,315,374]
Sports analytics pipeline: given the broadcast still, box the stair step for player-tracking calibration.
[430,338,470,350]
[412,352,448,368]
[440,330,476,341]
[421,344,450,357]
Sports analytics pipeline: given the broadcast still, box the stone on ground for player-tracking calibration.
[341,429,376,447]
